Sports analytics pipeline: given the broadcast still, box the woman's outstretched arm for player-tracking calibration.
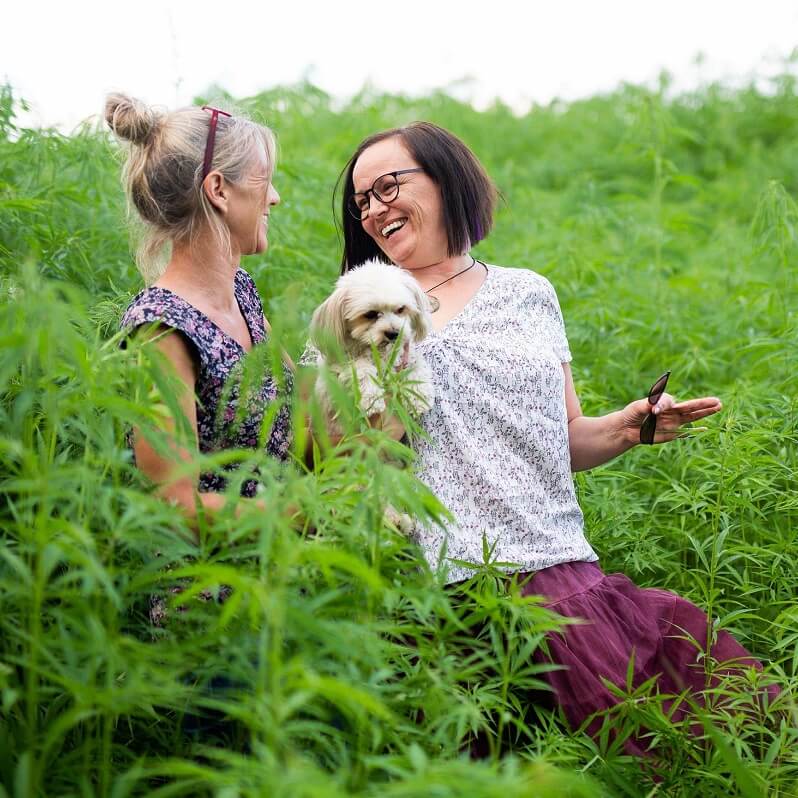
[563,364,722,472]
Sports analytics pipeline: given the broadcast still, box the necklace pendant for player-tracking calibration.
[423,256,477,314]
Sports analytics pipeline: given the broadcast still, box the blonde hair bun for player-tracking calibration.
[107,91,276,283]
[104,93,159,145]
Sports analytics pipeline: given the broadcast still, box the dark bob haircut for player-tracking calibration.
[336,122,497,273]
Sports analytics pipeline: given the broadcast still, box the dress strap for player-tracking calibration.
[233,269,266,345]
[120,289,215,370]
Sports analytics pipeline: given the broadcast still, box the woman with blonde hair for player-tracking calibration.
[107,93,291,517]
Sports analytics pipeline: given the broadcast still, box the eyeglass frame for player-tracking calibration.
[201,106,232,181]
[640,370,671,445]
[347,168,424,220]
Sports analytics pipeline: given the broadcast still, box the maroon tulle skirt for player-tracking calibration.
[519,561,778,748]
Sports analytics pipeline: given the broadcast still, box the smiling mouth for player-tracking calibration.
[381,218,407,238]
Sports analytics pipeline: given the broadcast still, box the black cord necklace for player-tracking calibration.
[425,256,483,313]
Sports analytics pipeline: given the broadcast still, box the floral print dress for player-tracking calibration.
[121,268,292,625]
[120,268,293,496]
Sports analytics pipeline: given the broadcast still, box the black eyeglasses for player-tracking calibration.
[640,371,671,445]
[347,168,424,220]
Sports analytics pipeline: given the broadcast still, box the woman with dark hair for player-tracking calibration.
[339,123,495,271]
[335,122,778,748]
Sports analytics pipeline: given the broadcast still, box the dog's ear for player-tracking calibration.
[403,274,433,342]
[310,290,349,359]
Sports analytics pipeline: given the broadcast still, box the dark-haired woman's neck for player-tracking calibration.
[403,253,473,292]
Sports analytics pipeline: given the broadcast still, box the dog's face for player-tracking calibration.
[311,260,432,360]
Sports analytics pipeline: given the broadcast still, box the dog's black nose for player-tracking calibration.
[384,330,399,341]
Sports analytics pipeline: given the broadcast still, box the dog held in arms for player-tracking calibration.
[310,259,435,429]
[309,260,435,534]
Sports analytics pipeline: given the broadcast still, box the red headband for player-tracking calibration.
[201,106,232,180]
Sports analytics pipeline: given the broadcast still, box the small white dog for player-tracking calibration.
[310,259,435,427]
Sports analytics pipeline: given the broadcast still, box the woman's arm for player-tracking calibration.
[297,343,407,468]
[134,333,299,538]
[303,407,407,468]
[563,363,722,472]
[132,330,229,518]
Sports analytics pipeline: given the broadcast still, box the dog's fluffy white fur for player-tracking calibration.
[310,259,435,424]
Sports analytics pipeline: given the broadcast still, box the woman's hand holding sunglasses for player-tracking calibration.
[621,371,723,446]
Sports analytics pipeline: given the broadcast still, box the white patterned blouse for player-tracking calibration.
[413,263,598,584]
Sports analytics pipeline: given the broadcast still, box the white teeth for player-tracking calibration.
[381,219,406,237]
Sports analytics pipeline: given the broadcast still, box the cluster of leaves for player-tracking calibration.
[1,71,797,796]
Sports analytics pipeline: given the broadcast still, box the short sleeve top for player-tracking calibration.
[413,264,597,583]
[120,268,293,496]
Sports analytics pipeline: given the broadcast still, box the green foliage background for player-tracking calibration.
[0,74,796,796]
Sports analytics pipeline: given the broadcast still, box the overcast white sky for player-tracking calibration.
[5,0,798,131]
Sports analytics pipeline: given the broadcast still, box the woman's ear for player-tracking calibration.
[202,171,229,213]
[310,290,349,359]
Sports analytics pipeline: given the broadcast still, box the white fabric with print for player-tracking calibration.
[413,264,597,583]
